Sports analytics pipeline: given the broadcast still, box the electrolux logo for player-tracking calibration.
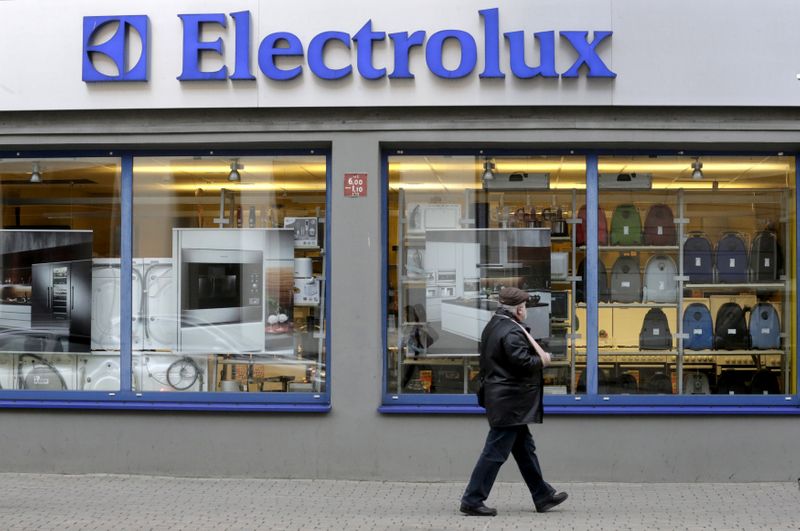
[81,8,616,84]
[82,15,149,82]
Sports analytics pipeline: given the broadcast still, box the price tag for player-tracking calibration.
[623,225,629,235]
[764,258,770,267]
[693,328,703,335]
[695,257,702,267]
[344,172,368,197]
[621,281,630,288]
[658,281,665,290]
[729,258,736,268]
[761,328,770,334]
[727,328,736,335]
[653,328,660,335]
[657,226,663,235]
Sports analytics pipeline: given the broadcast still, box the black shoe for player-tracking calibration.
[459,502,497,516]
[535,492,568,513]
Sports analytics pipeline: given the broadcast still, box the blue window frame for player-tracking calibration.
[381,148,800,414]
[0,149,331,412]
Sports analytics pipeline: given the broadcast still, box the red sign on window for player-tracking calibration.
[344,173,367,198]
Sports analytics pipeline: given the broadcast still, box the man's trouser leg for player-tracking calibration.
[510,425,555,506]
[461,426,518,507]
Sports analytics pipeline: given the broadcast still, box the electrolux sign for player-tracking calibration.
[81,8,616,84]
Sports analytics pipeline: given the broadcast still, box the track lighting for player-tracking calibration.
[482,157,496,182]
[228,159,243,182]
[29,162,41,184]
[691,158,704,180]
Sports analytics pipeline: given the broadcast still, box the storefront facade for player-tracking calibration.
[0,1,798,481]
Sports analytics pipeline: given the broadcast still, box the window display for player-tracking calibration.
[132,155,327,394]
[595,155,796,395]
[0,158,121,391]
[386,154,586,396]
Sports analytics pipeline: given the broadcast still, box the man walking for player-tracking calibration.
[460,287,568,516]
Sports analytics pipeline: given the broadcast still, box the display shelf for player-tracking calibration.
[579,245,679,251]
[681,349,784,356]
[684,282,785,290]
[577,302,678,308]
[551,236,571,242]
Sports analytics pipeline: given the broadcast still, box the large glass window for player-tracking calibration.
[386,154,586,397]
[0,157,121,391]
[132,154,327,395]
[596,155,795,396]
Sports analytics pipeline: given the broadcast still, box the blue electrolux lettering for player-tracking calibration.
[82,8,616,83]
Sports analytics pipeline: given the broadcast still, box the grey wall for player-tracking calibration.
[0,107,799,482]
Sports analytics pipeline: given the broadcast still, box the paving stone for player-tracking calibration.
[0,474,796,530]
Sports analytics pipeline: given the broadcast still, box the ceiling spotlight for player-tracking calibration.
[482,157,496,181]
[691,157,704,180]
[228,159,243,182]
[29,162,41,184]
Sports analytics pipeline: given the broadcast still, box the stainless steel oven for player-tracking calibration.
[173,228,293,353]
[180,249,263,325]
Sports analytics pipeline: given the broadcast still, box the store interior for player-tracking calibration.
[386,154,796,397]
[0,155,328,394]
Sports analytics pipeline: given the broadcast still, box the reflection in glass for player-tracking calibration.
[387,155,586,396]
[0,158,121,391]
[597,155,795,395]
[132,155,327,394]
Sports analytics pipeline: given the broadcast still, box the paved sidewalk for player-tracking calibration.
[0,473,796,530]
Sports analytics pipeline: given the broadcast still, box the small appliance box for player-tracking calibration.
[294,278,321,306]
[284,217,319,248]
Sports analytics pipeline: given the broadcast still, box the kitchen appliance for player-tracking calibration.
[91,259,143,351]
[79,355,120,391]
[134,353,204,392]
[32,259,92,353]
[91,258,175,352]
[174,228,293,353]
[17,353,77,390]
[293,258,320,307]
[283,217,319,248]
[407,203,462,234]
[0,355,14,389]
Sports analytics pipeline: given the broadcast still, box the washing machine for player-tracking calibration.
[78,355,121,391]
[134,353,205,392]
[91,259,144,351]
[0,354,15,390]
[140,259,177,352]
[17,353,78,391]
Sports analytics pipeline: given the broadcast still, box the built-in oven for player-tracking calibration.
[180,249,263,326]
[174,228,293,354]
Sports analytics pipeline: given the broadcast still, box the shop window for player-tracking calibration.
[132,154,327,397]
[0,157,121,392]
[386,154,586,398]
[596,155,795,396]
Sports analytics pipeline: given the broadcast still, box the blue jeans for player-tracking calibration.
[461,425,554,507]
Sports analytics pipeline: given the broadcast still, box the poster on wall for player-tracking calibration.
[0,230,93,355]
